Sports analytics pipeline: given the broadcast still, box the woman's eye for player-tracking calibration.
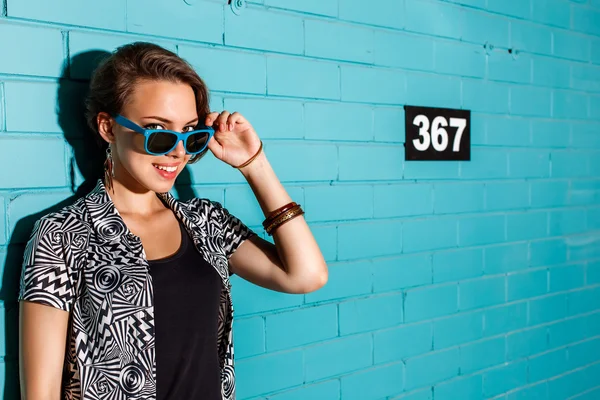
[183,126,196,133]
[144,123,165,130]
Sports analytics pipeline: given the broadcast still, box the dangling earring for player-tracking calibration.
[104,145,115,192]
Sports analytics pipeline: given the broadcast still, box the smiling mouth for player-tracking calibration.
[152,164,178,173]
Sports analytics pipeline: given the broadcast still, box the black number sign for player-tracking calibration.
[404,105,471,161]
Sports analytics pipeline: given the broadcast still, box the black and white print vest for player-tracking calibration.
[18,179,255,400]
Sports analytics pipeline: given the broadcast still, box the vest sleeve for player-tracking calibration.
[209,201,256,261]
[18,219,75,312]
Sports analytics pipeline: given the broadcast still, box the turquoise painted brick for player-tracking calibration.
[405,348,459,390]
[338,220,402,260]
[341,65,406,105]
[391,388,433,400]
[404,217,457,253]
[572,7,600,36]
[484,303,528,336]
[268,380,340,400]
[554,30,590,62]
[266,305,337,351]
[568,339,600,370]
[225,185,298,227]
[234,317,265,359]
[554,91,589,120]
[549,209,587,235]
[485,243,529,274]
[509,150,550,178]
[547,369,588,400]
[506,382,549,400]
[552,151,590,178]
[264,0,337,16]
[186,152,246,185]
[434,40,485,78]
[459,276,505,310]
[531,0,570,28]
[304,335,372,381]
[486,182,529,211]
[304,185,373,222]
[435,376,482,400]
[432,248,483,283]
[0,137,66,189]
[462,9,510,48]
[304,261,371,304]
[264,143,338,182]
[405,284,458,322]
[485,116,531,147]
[373,107,404,143]
[530,239,567,268]
[458,215,505,246]
[231,276,303,316]
[68,31,176,79]
[487,0,530,18]
[507,326,548,361]
[434,183,484,214]
[529,348,568,382]
[7,0,125,29]
[593,39,600,64]
[572,122,600,149]
[591,96,600,119]
[339,0,404,29]
[510,86,553,117]
[179,45,266,94]
[460,149,508,179]
[305,20,372,63]
[547,316,588,348]
[372,254,432,293]
[406,73,462,109]
[127,0,222,43]
[588,261,600,284]
[4,81,62,133]
[506,212,548,241]
[236,350,304,398]
[433,311,483,349]
[532,56,571,89]
[462,79,510,114]
[374,31,434,71]
[570,180,600,207]
[374,322,432,363]
[550,264,585,292]
[483,360,528,397]
[0,197,5,245]
[310,225,337,262]
[488,54,531,84]
[507,269,548,301]
[339,144,403,181]
[341,363,404,400]
[224,97,304,139]
[339,293,403,335]
[530,181,569,208]
[405,0,462,39]
[567,287,600,316]
[510,21,553,55]
[268,56,340,99]
[374,184,433,218]
[0,22,63,78]
[460,336,505,373]
[226,8,303,54]
[446,0,485,7]
[304,102,373,142]
[405,160,459,180]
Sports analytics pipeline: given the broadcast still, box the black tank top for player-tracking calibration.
[148,221,223,400]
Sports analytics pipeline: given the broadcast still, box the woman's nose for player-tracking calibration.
[169,140,187,157]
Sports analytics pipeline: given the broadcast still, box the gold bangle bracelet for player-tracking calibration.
[266,206,304,235]
[233,140,263,169]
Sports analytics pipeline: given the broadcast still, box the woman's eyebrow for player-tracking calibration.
[142,116,199,125]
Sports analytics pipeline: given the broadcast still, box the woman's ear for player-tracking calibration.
[97,112,116,144]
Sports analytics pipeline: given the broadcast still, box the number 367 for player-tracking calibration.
[412,115,467,152]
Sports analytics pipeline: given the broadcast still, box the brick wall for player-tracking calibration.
[1,0,600,398]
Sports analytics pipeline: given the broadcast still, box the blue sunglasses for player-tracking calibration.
[114,115,214,156]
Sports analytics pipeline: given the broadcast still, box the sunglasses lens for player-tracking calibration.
[186,132,210,153]
[147,131,178,154]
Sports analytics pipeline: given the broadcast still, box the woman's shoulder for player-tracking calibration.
[31,196,90,238]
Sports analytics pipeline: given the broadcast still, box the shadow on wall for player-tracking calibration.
[0,50,197,399]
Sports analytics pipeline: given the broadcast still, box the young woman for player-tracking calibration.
[18,42,328,400]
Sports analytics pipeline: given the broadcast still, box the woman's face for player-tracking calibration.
[107,79,199,194]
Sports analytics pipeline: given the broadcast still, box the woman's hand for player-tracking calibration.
[205,111,262,168]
